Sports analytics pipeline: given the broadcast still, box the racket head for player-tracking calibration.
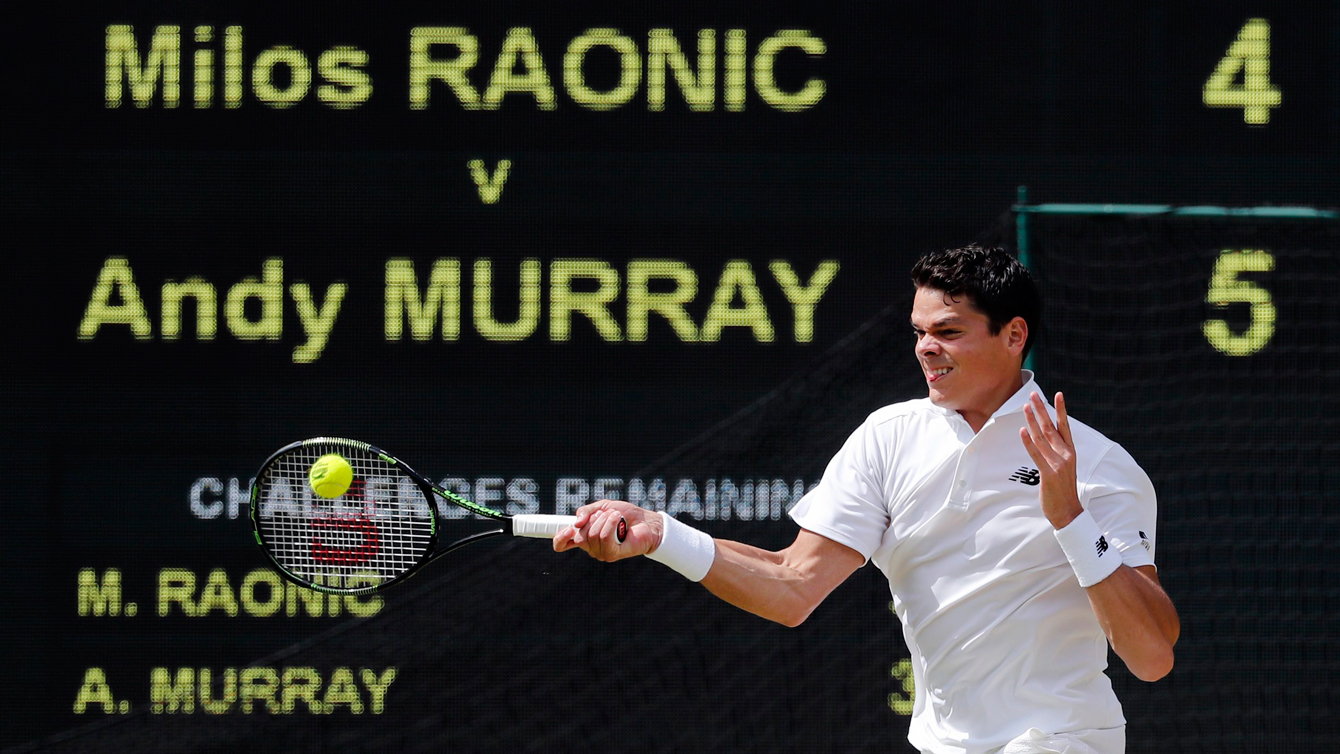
[250,437,439,595]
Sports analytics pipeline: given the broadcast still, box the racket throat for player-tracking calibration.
[436,528,507,557]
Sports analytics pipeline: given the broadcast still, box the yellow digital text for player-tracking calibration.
[105,25,826,112]
[1202,18,1280,125]
[78,568,130,617]
[155,567,383,618]
[384,257,840,344]
[107,25,372,109]
[72,666,397,715]
[78,566,383,619]
[77,257,346,363]
[409,26,824,112]
[77,256,840,358]
[1203,249,1276,356]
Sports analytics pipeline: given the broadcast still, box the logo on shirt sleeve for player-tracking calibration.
[1139,530,1151,552]
[1096,535,1110,556]
[1007,467,1041,486]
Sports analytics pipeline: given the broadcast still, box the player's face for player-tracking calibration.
[910,287,1026,421]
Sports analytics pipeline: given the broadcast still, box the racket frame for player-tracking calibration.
[251,437,516,595]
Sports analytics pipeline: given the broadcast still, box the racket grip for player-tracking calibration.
[511,514,579,538]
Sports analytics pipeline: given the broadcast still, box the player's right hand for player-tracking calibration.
[553,499,663,562]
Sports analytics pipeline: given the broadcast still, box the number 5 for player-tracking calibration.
[1203,249,1276,356]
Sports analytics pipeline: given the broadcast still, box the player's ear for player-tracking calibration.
[1004,316,1028,356]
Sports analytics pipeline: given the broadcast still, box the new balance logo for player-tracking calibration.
[1096,536,1109,556]
[1007,467,1040,486]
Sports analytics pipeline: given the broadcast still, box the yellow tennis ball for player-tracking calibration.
[309,454,353,499]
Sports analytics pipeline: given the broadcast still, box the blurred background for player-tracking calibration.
[4,2,1337,752]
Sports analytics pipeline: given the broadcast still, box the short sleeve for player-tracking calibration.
[788,414,893,561]
[1083,443,1158,570]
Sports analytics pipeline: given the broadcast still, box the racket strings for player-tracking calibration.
[256,442,433,590]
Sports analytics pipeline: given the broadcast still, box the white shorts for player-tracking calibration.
[996,726,1126,754]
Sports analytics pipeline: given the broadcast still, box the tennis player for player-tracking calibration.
[554,245,1179,754]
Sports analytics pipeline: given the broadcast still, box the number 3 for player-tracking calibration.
[1203,249,1276,356]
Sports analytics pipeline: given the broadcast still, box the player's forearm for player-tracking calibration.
[699,540,826,627]
[1086,565,1180,681]
[556,504,862,625]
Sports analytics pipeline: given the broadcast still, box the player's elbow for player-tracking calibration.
[754,533,861,628]
[767,588,824,628]
[774,603,815,628]
[1128,644,1174,682]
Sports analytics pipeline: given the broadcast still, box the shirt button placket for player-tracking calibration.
[950,443,978,510]
[959,447,980,506]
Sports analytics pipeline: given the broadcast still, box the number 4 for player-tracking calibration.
[1203,18,1281,125]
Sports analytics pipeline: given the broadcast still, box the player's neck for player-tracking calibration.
[957,370,1027,433]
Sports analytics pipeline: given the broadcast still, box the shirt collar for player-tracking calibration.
[992,369,1041,418]
[926,369,1042,420]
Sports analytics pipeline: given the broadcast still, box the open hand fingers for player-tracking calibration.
[1022,401,1061,466]
[1028,393,1077,452]
[1020,393,1084,526]
[1054,392,1074,446]
[1019,425,1046,468]
[1026,393,1062,441]
[1023,392,1079,477]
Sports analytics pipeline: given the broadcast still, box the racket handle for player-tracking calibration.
[511,514,579,538]
[510,514,629,543]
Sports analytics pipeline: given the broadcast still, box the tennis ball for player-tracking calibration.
[309,454,353,499]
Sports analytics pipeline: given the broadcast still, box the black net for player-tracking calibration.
[14,263,931,754]
[16,212,1340,754]
[990,212,1340,753]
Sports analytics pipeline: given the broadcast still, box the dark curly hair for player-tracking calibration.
[910,245,1042,360]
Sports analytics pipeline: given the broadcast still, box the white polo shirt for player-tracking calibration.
[790,372,1157,754]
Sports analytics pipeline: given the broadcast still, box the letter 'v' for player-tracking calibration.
[468,159,511,204]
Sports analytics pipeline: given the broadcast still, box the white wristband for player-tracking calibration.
[1053,510,1122,587]
[645,511,716,582]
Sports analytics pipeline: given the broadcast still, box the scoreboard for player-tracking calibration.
[5,1,1340,751]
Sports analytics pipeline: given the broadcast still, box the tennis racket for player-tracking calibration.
[250,437,625,595]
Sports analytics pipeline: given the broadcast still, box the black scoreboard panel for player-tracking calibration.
[5,2,1340,751]
[1009,216,1340,752]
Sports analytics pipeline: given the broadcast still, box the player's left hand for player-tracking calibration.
[1020,391,1085,529]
